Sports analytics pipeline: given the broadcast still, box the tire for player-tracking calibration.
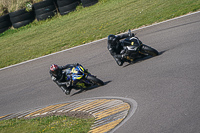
[0,14,10,23]
[33,0,57,21]
[86,75,104,86]
[9,8,27,18]
[140,44,159,56]
[36,11,56,21]
[10,11,34,24]
[0,27,9,34]
[57,0,76,7]
[33,0,55,10]
[34,5,56,15]
[58,2,79,15]
[0,21,11,29]
[0,14,12,33]
[9,9,35,28]
[81,0,98,7]
[12,19,34,28]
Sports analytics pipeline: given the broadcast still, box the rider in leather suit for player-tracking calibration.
[50,64,77,95]
[107,32,135,66]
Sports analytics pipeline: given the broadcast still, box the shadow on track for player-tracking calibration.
[123,50,166,67]
[70,81,111,96]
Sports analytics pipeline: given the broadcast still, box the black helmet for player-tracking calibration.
[50,64,61,77]
[108,34,116,44]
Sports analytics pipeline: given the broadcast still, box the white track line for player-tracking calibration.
[1,10,200,71]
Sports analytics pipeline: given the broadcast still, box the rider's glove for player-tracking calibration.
[51,76,56,81]
[74,63,79,66]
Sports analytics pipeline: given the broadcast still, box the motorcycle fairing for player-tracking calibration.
[64,64,94,88]
[123,37,140,46]
[71,65,85,81]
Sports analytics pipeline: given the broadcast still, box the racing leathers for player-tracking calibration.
[107,33,135,66]
[50,64,77,95]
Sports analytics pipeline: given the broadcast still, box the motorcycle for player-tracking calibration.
[64,64,104,89]
[120,29,159,63]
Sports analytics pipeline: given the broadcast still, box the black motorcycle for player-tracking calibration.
[120,29,159,63]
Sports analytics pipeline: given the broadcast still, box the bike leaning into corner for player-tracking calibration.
[50,63,104,95]
[107,29,159,66]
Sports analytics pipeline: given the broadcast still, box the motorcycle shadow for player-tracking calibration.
[123,50,165,67]
[70,81,111,96]
[123,56,152,67]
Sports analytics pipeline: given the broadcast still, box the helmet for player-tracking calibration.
[50,64,61,77]
[108,34,116,44]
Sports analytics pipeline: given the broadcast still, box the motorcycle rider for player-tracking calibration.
[107,32,135,66]
[49,63,77,95]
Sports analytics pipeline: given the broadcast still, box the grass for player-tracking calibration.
[0,0,43,15]
[0,0,200,69]
[0,115,95,133]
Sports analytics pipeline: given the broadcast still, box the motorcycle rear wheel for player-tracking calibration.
[140,44,159,56]
[86,75,104,86]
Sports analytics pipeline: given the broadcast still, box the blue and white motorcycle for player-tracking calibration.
[65,64,104,89]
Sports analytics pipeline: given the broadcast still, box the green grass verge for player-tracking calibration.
[0,115,95,133]
[0,0,200,68]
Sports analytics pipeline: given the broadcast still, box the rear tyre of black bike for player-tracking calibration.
[140,44,159,56]
[86,75,104,86]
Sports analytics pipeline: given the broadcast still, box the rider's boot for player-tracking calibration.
[64,88,71,95]
[115,57,124,66]
[61,86,71,95]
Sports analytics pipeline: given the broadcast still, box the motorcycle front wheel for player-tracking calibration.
[140,44,159,56]
[86,75,104,86]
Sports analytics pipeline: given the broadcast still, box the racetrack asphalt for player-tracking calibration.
[0,11,200,133]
